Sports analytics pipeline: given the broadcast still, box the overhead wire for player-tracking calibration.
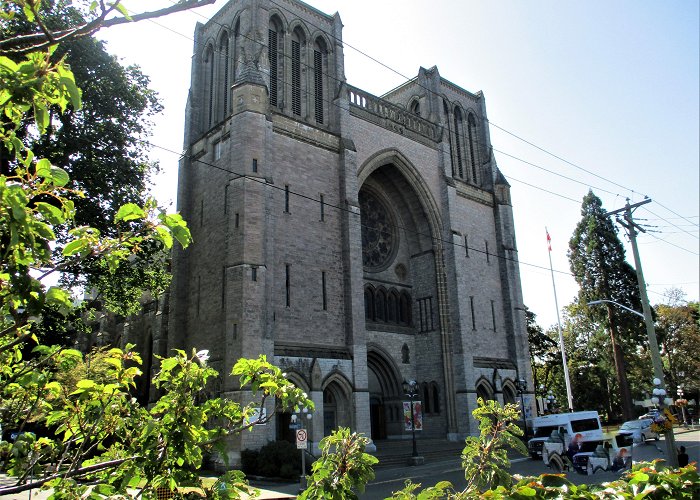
[103,1,699,264]
[147,140,574,277]
[154,0,698,242]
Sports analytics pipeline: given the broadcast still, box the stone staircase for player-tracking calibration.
[372,438,465,468]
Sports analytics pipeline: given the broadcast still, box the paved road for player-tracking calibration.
[2,429,697,499]
[358,428,699,499]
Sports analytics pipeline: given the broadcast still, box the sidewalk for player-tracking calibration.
[0,474,296,500]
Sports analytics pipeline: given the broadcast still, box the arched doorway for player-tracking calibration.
[502,382,517,405]
[322,374,353,436]
[476,379,494,402]
[367,347,403,440]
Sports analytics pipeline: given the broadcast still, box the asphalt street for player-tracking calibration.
[1,428,697,499]
[356,427,699,499]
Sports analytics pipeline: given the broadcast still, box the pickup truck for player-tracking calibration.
[542,432,635,474]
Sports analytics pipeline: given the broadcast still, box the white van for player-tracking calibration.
[527,411,603,459]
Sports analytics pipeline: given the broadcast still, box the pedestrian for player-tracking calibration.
[677,445,689,467]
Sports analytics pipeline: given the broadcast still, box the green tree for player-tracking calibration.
[0,1,311,496]
[656,290,700,403]
[568,190,644,421]
[526,307,560,401]
[2,2,184,318]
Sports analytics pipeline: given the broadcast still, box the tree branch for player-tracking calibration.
[0,456,138,495]
[0,0,216,55]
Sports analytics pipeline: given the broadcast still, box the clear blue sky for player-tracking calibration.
[100,0,699,329]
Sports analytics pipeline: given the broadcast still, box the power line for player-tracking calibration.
[147,140,575,278]
[131,0,700,250]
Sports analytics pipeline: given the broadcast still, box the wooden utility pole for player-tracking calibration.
[608,198,679,467]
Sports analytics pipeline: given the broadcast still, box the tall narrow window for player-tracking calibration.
[291,38,301,116]
[319,194,325,221]
[469,296,476,330]
[204,45,215,129]
[464,234,469,257]
[490,300,496,331]
[321,271,327,310]
[364,287,374,320]
[251,267,257,282]
[285,264,290,307]
[235,212,239,228]
[268,24,279,107]
[418,297,434,332]
[375,289,386,322]
[313,39,326,124]
[432,383,440,413]
[468,113,479,183]
[423,384,431,413]
[220,34,229,119]
[284,185,290,213]
[252,158,258,172]
[485,240,490,263]
[214,140,222,160]
[443,99,455,177]
[232,19,240,86]
[453,108,464,179]
[196,275,201,317]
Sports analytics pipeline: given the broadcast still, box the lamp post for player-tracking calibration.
[291,406,312,491]
[547,391,555,413]
[516,378,529,438]
[402,379,423,465]
[588,299,678,467]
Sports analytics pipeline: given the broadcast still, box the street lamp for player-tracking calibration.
[291,406,313,491]
[402,380,423,466]
[516,378,529,438]
[546,391,555,413]
[588,299,679,467]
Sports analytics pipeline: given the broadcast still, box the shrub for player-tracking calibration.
[256,440,301,478]
[240,448,259,475]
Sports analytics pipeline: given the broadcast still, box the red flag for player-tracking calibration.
[546,230,552,252]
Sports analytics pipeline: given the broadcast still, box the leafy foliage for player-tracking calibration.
[385,400,699,499]
[299,427,378,500]
[0,1,313,496]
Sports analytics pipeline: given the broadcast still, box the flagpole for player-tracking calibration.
[546,227,574,411]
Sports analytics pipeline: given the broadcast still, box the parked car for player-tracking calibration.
[618,418,659,443]
[639,409,660,420]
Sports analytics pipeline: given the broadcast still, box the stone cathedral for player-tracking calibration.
[147,0,533,464]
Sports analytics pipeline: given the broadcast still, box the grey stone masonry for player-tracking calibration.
[156,0,533,465]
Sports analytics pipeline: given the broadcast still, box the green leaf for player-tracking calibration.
[50,166,70,187]
[0,56,19,73]
[34,102,49,132]
[45,287,72,313]
[59,76,82,110]
[76,379,96,389]
[113,1,133,20]
[155,225,173,249]
[115,203,145,222]
[62,238,90,256]
[35,202,64,224]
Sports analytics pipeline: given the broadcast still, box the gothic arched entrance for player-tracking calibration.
[322,373,353,436]
[367,347,403,440]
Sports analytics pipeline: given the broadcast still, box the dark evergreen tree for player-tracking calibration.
[568,190,644,421]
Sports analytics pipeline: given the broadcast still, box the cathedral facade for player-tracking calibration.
[165,0,532,463]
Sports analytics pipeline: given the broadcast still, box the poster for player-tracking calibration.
[403,401,423,431]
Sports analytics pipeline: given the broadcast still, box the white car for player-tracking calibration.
[618,418,658,444]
